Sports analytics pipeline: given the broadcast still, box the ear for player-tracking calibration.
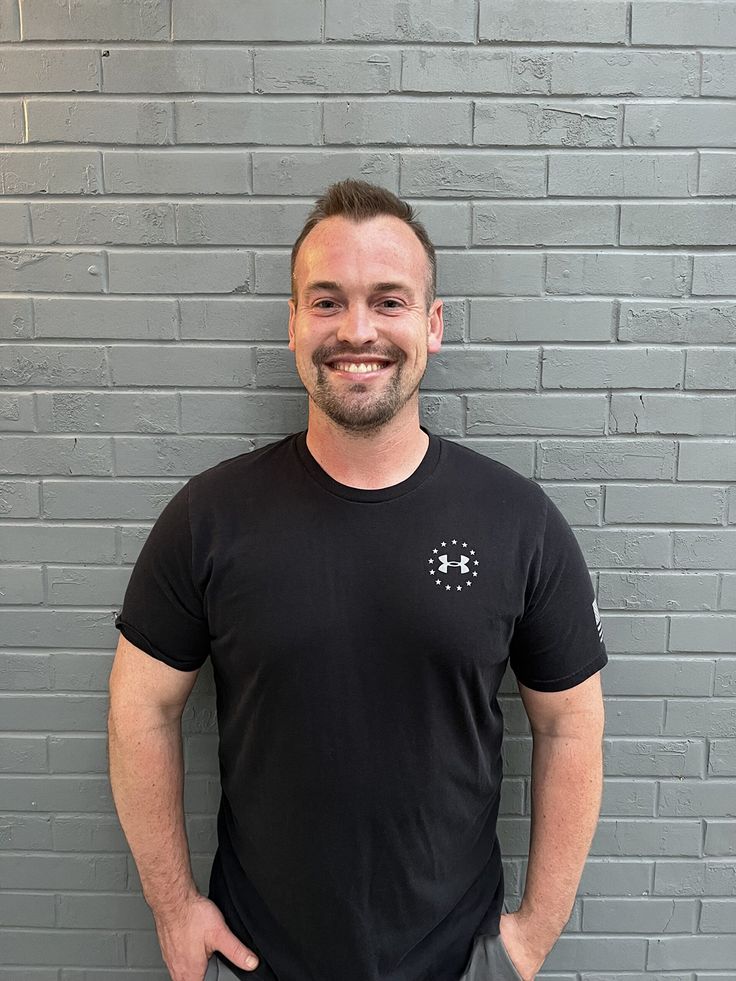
[287,297,296,352]
[427,298,443,354]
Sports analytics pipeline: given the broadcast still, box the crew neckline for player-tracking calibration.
[295,427,442,503]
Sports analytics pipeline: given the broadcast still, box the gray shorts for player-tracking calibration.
[203,954,245,980]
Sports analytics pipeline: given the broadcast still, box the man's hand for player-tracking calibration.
[498,909,549,981]
[153,893,260,981]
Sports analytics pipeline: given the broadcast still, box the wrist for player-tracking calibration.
[149,884,202,924]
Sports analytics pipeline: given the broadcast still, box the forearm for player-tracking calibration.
[517,732,603,955]
[108,709,198,919]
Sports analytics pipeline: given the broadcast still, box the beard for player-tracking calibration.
[307,343,423,434]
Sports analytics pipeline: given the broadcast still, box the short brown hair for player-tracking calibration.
[290,179,437,311]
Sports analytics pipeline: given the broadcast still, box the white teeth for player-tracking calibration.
[332,362,386,373]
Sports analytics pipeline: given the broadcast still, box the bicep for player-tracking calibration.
[518,670,605,739]
[108,633,200,725]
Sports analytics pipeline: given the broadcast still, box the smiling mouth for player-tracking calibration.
[323,358,395,376]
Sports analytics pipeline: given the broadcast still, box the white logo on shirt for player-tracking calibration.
[592,598,604,642]
[427,539,479,592]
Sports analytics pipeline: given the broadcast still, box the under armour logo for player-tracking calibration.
[438,554,470,574]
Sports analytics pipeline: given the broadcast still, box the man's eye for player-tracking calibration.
[314,300,337,309]
[379,299,402,308]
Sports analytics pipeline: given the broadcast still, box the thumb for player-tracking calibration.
[214,927,259,972]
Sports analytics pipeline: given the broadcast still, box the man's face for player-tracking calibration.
[287,214,443,434]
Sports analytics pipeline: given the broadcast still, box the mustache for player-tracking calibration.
[312,344,405,365]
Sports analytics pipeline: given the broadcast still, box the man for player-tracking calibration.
[109,179,607,981]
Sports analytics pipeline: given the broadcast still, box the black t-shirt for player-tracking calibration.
[114,429,607,981]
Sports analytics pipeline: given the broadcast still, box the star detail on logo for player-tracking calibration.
[427,538,480,592]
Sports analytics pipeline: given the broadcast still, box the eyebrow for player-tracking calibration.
[302,280,416,300]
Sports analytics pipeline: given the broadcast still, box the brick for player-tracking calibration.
[31,201,176,246]
[598,573,719,612]
[35,297,178,340]
[665,702,736,738]
[104,149,249,194]
[610,393,736,436]
[480,0,627,43]
[20,0,169,39]
[176,99,319,144]
[0,852,125,888]
[0,47,100,92]
[675,529,736,567]
[547,253,690,297]
[705,822,736,856]
[0,251,104,292]
[176,200,311,245]
[402,48,549,95]
[604,738,704,778]
[541,483,602,526]
[543,935,647,972]
[0,98,22,141]
[619,302,736,345]
[173,0,321,40]
[180,298,285,341]
[404,201,470,248]
[26,99,173,145]
[467,394,606,436]
[699,151,736,195]
[701,897,736,930]
[181,393,306,434]
[649,935,736,970]
[470,298,612,342]
[423,349,538,390]
[0,297,32,338]
[61,972,169,981]
[1,929,124,966]
[715,658,736,695]
[103,46,253,93]
[57,892,153,929]
[473,203,616,246]
[625,103,736,148]
[0,893,55,927]
[0,394,34,431]
[686,348,736,390]
[597,613,667,652]
[0,150,102,195]
[632,1,736,46]
[670,616,736,653]
[110,344,253,386]
[693,255,736,295]
[0,813,52,848]
[653,859,736,895]
[254,150,398,195]
[0,693,109,731]
[574,529,671,570]
[597,695,662,731]
[0,653,51,691]
[581,857,654,891]
[43,480,181,520]
[0,523,114,562]
[475,101,618,147]
[538,439,676,480]
[679,443,736,482]
[0,344,107,387]
[0,0,19,40]
[114,436,254,478]
[0,201,29,242]
[38,393,178,435]
[622,203,736,246]
[605,485,726,524]
[255,47,399,93]
[326,0,475,42]
[324,99,471,146]
[709,739,736,776]
[551,50,698,98]
[0,735,47,773]
[583,897,697,932]
[51,652,113,691]
[0,565,44,604]
[400,151,545,198]
[543,346,683,389]
[108,249,252,294]
[0,480,39,519]
[45,566,130,606]
[0,436,111,476]
[453,439,535,477]
[549,151,697,197]
[702,52,736,97]
[49,734,107,773]
[52,815,127,852]
[438,253,543,296]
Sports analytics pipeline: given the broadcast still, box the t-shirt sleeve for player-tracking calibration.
[114,481,210,672]
[508,494,607,692]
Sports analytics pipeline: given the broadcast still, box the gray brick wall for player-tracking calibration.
[0,0,734,976]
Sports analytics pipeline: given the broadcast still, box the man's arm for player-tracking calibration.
[107,634,260,980]
[500,671,605,980]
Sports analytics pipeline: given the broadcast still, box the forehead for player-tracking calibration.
[294,215,427,292]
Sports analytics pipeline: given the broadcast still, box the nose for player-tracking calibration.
[335,302,378,346]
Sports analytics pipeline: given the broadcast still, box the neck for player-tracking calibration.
[305,403,429,490]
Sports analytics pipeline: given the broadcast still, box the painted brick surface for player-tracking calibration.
[1,1,734,976]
